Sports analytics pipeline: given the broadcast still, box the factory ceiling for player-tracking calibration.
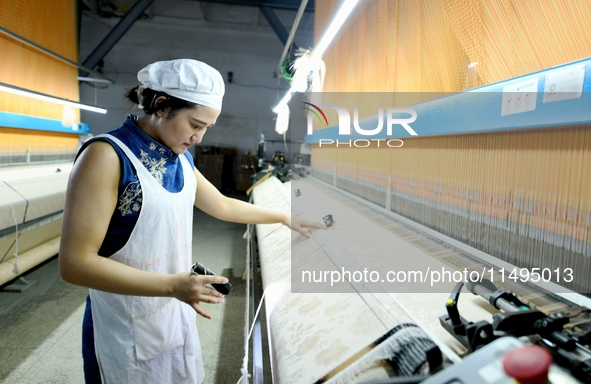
[79,0,314,74]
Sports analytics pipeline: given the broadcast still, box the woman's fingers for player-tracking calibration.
[199,274,229,286]
[192,303,212,319]
[295,217,328,230]
[187,283,225,318]
[173,272,227,318]
[290,217,328,238]
[304,220,328,230]
[201,287,225,303]
[190,275,226,302]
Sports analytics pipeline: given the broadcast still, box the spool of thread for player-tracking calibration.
[319,323,441,384]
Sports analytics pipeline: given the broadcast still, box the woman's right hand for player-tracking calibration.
[171,272,229,319]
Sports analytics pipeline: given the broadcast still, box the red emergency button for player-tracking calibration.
[503,345,552,384]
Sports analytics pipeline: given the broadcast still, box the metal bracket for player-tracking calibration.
[322,214,335,227]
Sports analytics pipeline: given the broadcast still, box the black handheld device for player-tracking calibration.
[191,262,233,295]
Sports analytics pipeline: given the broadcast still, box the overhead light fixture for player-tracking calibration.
[0,82,107,114]
[275,92,293,112]
[77,76,113,84]
[272,0,360,113]
[309,0,360,61]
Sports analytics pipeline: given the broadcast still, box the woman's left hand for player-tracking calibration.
[285,214,327,238]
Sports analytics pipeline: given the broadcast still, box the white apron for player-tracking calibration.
[89,134,203,384]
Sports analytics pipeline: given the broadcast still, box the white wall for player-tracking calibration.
[78,1,313,157]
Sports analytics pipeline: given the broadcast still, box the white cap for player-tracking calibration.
[137,59,225,110]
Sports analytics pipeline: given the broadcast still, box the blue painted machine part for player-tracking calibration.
[0,111,91,134]
[305,57,591,143]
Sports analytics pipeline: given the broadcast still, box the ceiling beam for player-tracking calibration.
[80,0,156,76]
[259,5,298,49]
[197,0,313,13]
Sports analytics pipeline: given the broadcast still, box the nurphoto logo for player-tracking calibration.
[304,103,418,148]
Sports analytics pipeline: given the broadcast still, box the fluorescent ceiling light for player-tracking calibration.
[0,82,107,114]
[77,76,113,84]
[309,0,360,61]
[273,92,293,113]
[272,0,360,113]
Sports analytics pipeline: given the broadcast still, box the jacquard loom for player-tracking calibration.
[248,58,591,383]
[0,163,71,290]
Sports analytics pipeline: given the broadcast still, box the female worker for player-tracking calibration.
[59,59,324,383]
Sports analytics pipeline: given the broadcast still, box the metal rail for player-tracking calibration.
[0,26,113,83]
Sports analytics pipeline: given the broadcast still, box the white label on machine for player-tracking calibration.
[477,358,509,383]
[543,63,586,103]
[501,77,538,116]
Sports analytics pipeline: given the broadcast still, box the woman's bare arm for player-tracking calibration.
[193,168,326,237]
[59,142,225,318]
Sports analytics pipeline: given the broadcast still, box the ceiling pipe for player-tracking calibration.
[0,25,112,84]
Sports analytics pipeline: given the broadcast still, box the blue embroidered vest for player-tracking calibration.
[79,115,194,257]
